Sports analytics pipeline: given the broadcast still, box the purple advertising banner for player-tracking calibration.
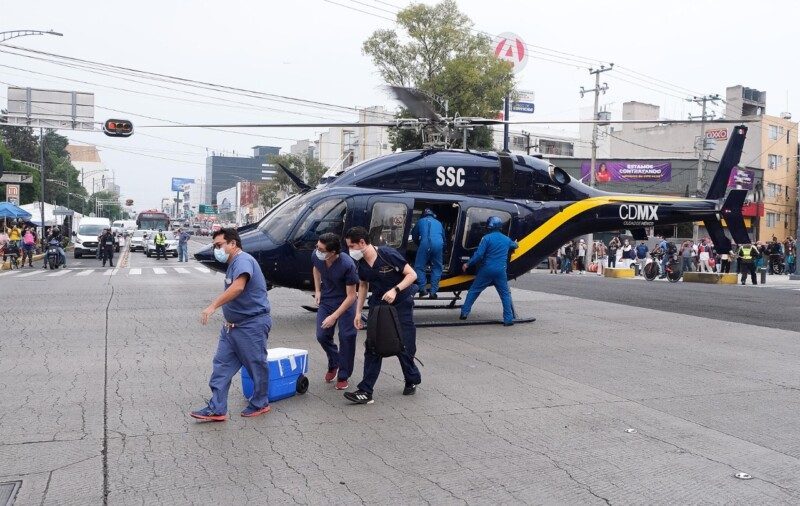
[580,161,672,183]
[727,166,754,190]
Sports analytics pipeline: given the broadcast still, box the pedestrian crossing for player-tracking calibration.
[0,265,214,279]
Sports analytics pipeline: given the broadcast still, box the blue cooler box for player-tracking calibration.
[240,347,309,402]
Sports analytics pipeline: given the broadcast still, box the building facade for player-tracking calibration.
[66,144,119,196]
[317,106,393,171]
[205,145,280,205]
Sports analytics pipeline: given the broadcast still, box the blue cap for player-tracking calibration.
[423,208,435,217]
[486,216,503,230]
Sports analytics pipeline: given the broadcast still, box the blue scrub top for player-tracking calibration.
[467,231,518,272]
[311,252,359,302]
[356,246,412,304]
[222,251,270,323]
[411,215,445,247]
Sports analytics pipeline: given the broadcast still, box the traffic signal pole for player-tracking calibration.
[39,128,45,239]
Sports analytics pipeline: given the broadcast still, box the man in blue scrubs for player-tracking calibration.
[190,228,272,421]
[411,208,445,299]
[343,226,421,405]
[460,216,518,326]
[312,232,359,391]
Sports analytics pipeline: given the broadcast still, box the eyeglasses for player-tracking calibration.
[213,241,227,249]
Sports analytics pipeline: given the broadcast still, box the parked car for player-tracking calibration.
[130,230,152,252]
[144,230,178,257]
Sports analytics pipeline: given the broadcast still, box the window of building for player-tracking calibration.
[769,125,779,140]
[768,154,779,169]
[539,139,575,157]
[512,135,527,150]
[777,213,781,223]
[462,207,512,250]
[766,212,776,227]
[766,183,777,198]
[368,202,407,248]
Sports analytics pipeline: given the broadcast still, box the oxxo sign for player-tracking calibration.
[705,128,728,140]
[619,204,659,224]
[435,166,465,187]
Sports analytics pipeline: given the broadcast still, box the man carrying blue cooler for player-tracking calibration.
[312,232,359,391]
[411,208,445,299]
[191,228,272,421]
[343,226,421,405]
[460,216,518,326]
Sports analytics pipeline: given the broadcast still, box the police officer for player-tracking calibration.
[343,226,421,405]
[737,242,760,285]
[99,228,115,267]
[460,216,518,326]
[154,229,168,260]
[312,232,359,391]
[191,228,272,421]
[411,208,445,299]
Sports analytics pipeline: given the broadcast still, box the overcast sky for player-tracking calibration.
[2,0,797,210]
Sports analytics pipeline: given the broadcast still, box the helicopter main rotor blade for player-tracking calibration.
[468,118,756,125]
[139,122,402,128]
[388,86,441,122]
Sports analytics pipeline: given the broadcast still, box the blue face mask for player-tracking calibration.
[214,245,229,263]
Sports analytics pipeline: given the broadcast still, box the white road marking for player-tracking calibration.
[174,267,190,274]
[194,266,211,273]
[129,268,141,275]
[0,270,21,277]
[153,267,166,275]
[17,269,45,278]
[46,269,72,277]
[76,270,94,276]
[103,269,116,276]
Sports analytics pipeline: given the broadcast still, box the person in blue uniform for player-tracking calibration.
[343,226,421,405]
[411,208,445,299]
[191,228,272,421]
[460,216,518,326]
[312,232,359,391]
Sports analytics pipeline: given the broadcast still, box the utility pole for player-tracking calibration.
[687,94,721,240]
[580,64,613,188]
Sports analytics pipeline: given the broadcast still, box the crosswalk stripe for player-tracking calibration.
[76,270,94,276]
[153,267,166,275]
[194,266,211,273]
[47,269,72,277]
[103,269,115,276]
[174,267,190,274]
[129,268,141,275]
[0,270,20,277]
[17,269,45,278]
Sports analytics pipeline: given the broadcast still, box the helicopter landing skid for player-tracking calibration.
[415,316,536,328]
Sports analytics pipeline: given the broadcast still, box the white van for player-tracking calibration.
[111,219,137,235]
[73,217,112,258]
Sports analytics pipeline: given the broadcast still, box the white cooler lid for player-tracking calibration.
[268,347,308,360]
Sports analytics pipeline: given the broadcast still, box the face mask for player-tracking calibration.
[315,250,330,261]
[214,245,229,263]
[349,248,364,261]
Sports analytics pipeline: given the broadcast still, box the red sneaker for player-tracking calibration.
[189,407,227,422]
[324,368,338,383]
[335,379,349,390]
[240,404,271,417]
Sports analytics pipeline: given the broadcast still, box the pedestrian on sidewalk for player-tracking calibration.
[635,240,649,275]
[191,228,272,421]
[177,228,190,262]
[548,249,558,274]
[312,233,359,391]
[608,236,620,268]
[21,227,35,267]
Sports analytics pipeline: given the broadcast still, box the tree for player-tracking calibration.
[258,154,328,210]
[88,191,122,220]
[362,0,515,150]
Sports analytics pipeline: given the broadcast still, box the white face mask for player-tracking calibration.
[349,248,364,261]
[315,250,330,261]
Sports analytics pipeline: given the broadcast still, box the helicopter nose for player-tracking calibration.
[194,241,224,272]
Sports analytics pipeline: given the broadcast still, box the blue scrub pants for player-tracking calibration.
[414,242,444,294]
[208,314,271,414]
[316,301,357,380]
[357,297,421,394]
[461,267,515,324]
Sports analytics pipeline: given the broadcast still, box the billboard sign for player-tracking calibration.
[727,166,754,190]
[511,89,535,114]
[6,87,95,130]
[581,161,672,183]
[171,177,195,192]
[705,128,728,140]
[5,184,20,205]
[494,32,528,74]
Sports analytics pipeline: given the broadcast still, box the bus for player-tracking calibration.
[136,210,171,231]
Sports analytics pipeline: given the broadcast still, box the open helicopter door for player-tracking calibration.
[408,200,462,276]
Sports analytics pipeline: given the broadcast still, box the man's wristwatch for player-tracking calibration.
[393,286,401,294]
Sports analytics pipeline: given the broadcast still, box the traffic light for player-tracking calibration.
[125,199,134,206]
[102,119,133,137]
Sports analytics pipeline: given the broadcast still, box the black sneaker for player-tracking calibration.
[459,313,467,320]
[429,293,438,300]
[402,383,417,396]
[343,390,373,404]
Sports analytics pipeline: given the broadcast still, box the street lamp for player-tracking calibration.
[0,29,62,44]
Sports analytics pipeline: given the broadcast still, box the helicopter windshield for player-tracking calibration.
[258,193,312,242]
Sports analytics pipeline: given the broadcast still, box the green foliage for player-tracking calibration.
[362,0,515,150]
[259,154,328,209]
[88,191,122,220]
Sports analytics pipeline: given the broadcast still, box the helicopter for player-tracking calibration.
[170,88,752,323]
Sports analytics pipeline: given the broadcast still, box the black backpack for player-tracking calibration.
[667,242,677,255]
[366,304,404,357]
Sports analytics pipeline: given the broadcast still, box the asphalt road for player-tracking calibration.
[512,268,800,332]
[2,241,800,504]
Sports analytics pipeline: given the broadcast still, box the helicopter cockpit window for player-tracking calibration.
[290,199,347,250]
[462,207,511,250]
[258,193,311,243]
[369,202,407,248]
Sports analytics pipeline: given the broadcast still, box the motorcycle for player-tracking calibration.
[47,240,64,270]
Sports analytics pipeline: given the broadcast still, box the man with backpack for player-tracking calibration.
[635,240,649,276]
[343,226,421,405]
[21,227,36,267]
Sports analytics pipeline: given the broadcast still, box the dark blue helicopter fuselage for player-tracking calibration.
[195,146,734,293]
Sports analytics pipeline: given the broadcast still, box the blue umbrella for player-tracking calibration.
[0,201,32,220]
